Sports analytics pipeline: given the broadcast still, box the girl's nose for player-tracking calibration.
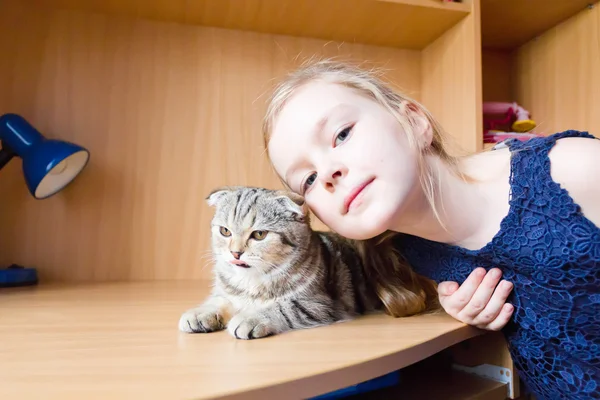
[320,165,345,190]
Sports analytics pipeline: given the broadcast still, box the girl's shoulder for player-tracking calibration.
[504,130,600,228]
[545,132,600,228]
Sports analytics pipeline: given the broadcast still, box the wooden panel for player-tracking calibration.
[482,0,596,49]
[450,331,520,398]
[0,1,421,282]
[421,0,482,154]
[355,366,507,399]
[35,0,472,50]
[482,49,514,102]
[0,3,50,119]
[0,281,484,399]
[514,4,600,136]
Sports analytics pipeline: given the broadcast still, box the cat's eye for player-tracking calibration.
[334,126,353,147]
[219,226,231,237]
[251,230,268,240]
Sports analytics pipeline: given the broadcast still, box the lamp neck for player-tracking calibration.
[0,114,45,157]
[0,142,16,170]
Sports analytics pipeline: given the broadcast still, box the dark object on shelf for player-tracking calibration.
[309,370,401,399]
[0,264,38,288]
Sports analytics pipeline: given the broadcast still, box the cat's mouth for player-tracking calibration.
[230,259,251,268]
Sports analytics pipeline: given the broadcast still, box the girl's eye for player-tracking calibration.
[219,226,231,237]
[251,230,268,240]
[334,126,353,147]
[303,173,317,192]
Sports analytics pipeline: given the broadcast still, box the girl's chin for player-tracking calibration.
[336,220,390,241]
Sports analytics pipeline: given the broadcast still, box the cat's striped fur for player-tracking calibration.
[178,186,385,339]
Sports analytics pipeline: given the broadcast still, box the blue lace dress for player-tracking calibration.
[394,131,600,399]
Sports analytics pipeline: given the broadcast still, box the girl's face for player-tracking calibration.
[268,81,430,240]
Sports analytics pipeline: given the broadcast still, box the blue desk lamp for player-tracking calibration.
[0,113,90,199]
[0,113,90,287]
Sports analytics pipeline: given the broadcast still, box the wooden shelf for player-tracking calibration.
[481,0,596,49]
[0,281,485,400]
[350,365,508,399]
[35,0,472,50]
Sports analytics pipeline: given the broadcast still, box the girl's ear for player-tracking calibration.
[402,101,433,149]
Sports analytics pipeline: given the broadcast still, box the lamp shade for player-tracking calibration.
[0,113,90,199]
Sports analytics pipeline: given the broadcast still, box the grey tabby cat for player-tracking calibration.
[178,185,385,340]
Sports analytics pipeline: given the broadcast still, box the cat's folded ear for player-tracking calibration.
[206,186,234,207]
[273,190,309,222]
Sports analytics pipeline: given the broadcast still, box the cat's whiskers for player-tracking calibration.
[198,254,220,274]
[198,254,214,262]
[198,249,214,258]
[197,251,217,266]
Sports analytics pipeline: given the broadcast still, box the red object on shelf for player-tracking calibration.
[484,131,544,143]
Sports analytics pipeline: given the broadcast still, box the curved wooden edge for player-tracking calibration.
[211,325,483,400]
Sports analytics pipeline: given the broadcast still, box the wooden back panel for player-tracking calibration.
[515,4,600,137]
[0,1,421,281]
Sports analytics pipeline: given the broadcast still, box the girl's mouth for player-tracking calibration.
[343,177,375,214]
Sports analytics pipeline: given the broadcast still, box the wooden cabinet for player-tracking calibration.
[481,0,600,141]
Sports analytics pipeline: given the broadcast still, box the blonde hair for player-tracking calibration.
[262,59,459,317]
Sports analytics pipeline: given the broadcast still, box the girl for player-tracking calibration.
[262,59,600,400]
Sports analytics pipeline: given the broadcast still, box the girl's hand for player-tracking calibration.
[437,267,514,331]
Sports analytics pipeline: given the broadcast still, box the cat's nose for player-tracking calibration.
[231,251,243,259]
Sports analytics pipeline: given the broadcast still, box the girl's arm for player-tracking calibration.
[437,268,514,331]
[440,135,600,331]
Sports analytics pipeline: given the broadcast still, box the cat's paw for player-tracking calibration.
[178,308,225,334]
[227,314,275,340]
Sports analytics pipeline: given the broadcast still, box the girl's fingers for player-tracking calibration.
[437,281,459,297]
[471,279,514,326]
[438,267,514,332]
[442,267,487,314]
[459,268,504,320]
[484,303,515,331]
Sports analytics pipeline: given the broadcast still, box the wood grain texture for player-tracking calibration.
[482,49,514,103]
[0,1,421,282]
[421,0,482,154]
[514,4,600,136]
[481,0,597,49]
[0,281,484,400]
[35,0,471,50]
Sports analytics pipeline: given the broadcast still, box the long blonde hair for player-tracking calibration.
[262,59,459,317]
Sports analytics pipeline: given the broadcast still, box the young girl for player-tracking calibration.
[262,60,599,400]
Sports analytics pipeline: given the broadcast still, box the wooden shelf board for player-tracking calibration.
[34,0,471,50]
[0,281,484,400]
[481,0,597,49]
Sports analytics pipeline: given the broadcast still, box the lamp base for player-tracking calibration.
[0,264,38,288]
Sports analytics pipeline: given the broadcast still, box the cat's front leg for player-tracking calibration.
[227,297,339,340]
[227,311,281,340]
[178,295,233,334]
